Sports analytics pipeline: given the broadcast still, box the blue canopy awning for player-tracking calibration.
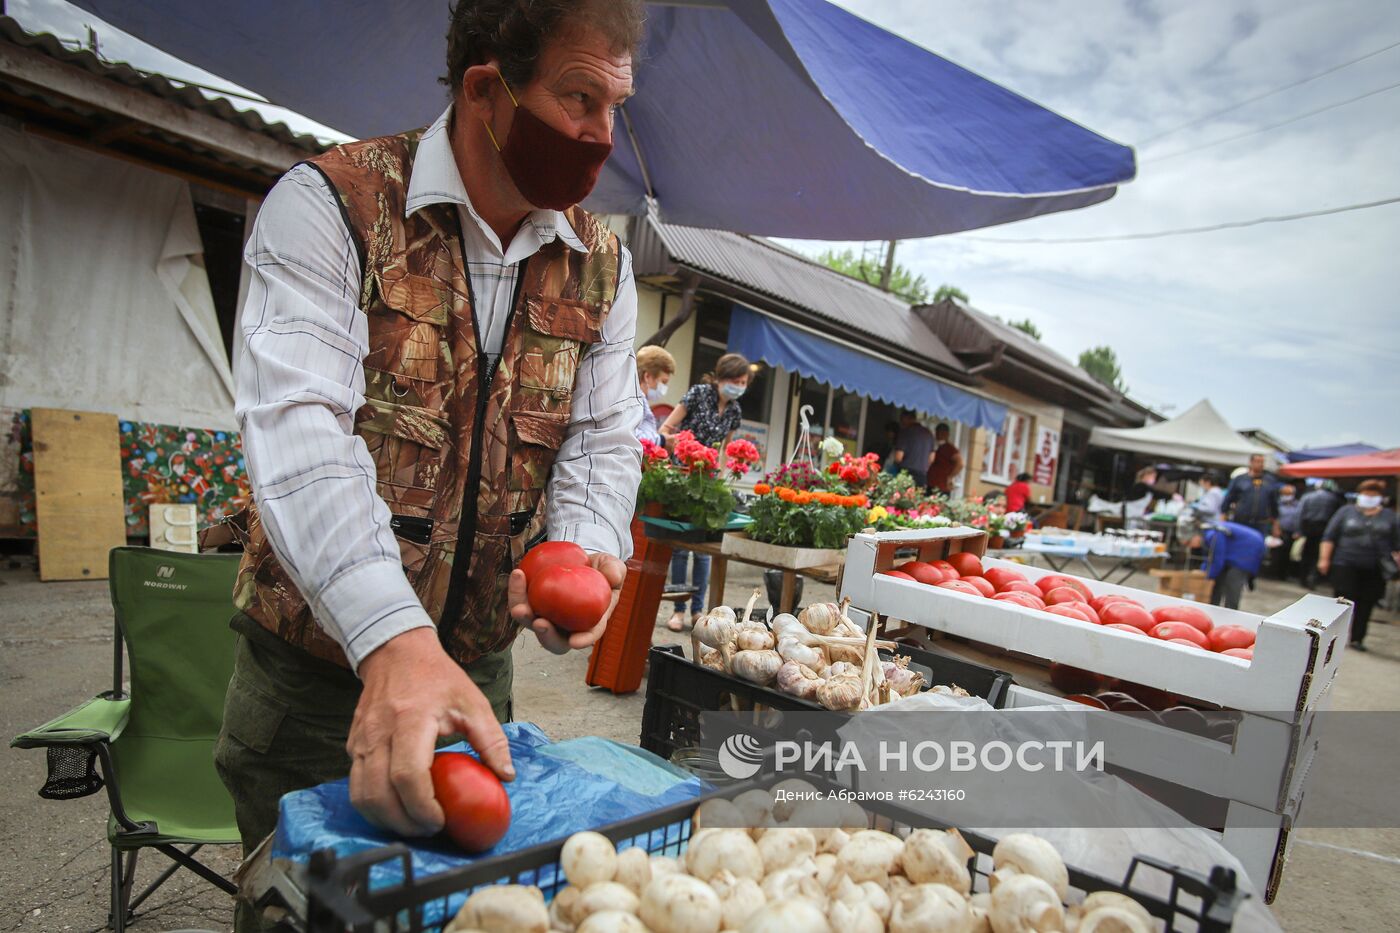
[729,306,1006,431]
[1286,443,1381,463]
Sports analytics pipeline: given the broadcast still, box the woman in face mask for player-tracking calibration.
[1318,479,1400,651]
[658,352,752,630]
[634,346,676,446]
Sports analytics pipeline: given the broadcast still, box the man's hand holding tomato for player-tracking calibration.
[511,542,625,655]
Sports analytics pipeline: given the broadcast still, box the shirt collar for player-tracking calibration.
[404,105,587,254]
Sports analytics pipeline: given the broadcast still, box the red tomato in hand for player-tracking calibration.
[429,752,511,852]
[1100,602,1156,632]
[527,564,613,633]
[1151,605,1214,634]
[519,541,588,580]
[900,561,947,586]
[1151,621,1210,648]
[947,552,984,578]
[1209,625,1256,652]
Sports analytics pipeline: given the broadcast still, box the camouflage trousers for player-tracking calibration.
[213,614,512,931]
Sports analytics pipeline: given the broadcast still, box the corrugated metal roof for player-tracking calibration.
[644,219,969,378]
[957,300,1111,398]
[0,16,326,157]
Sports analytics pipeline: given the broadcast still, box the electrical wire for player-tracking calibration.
[1139,39,1400,145]
[1146,79,1400,162]
[960,195,1400,244]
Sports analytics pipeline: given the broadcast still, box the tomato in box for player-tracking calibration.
[931,560,960,580]
[899,561,946,586]
[882,569,916,581]
[1151,605,1214,634]
[1044,603,1095,624]
[1035,574,1092,600]
[1044,586,1087,606]
[1104,623,1147,636]
[1221,647,1254,660]
[1100,602,1155,632]
[1091,594,1142,614]
[984,567,1027,591]
[993,591,1045,610]
[1151,621,1210,648]
[1001,580,1044,598]
[961,575,997,598]
[946,552,984,578]
[1209,625,1256,652]
[937,580,984,597]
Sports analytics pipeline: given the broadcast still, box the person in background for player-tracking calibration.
[1222,453,1281,539]
[1191,473,1225,522]
[633,345,675,446]
[926,422,964,495]
[890,411,934,488]
[659,352,751,630]
[1188,520,1267,611]
[1298,480,1345,586]
[1128,465,1173,503]
[1318,479,1400,651]
[870,420,899,471]
[1272,483,1302,579]
[1005,472,1032,513]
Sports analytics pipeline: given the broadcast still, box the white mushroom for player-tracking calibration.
[829,898,885,933]
[613,847,652,897]
[649,855,681,878]
[741,898,832,933]
[761,859,827,908]
[817,828,851,854]
[548,885,582,931]
[730,789,776,830]
[639,874,723,933]
[969,891,992,933]
[889,883,974,933]
[992,834,1069,900]
[694,799,747,830]
[449,884,549,933]
[687,829,764,882]
[814,853,842,890]
[757,827,816,874]
[561,833,617,890]
[575,882,639,921]
[710,869,767,929]
[1077,906,1153,933]
[1078,892,1152,927]
[837,830,905,883]
[860,881,893,921]
[989,873,1065,933]
[769,779,818,821]
[576,911,649,933]
[903,829,973,894]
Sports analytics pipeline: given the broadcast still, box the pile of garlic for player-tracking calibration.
[445,783,1157,933]
[691,591,935,711]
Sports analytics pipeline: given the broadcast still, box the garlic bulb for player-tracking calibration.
[777,635,826,669]
[734,621,775,651]
[731,649,782,685]
[818,674,864,711]
[882,658,925,697]
[775,660,824,700]
[822,661,860,680]
[799,601,843,635]
[699,647,726,672]
[833,618,864,638]
[826,641,867,666]
[694,611,736,651]
[929,684,972,698]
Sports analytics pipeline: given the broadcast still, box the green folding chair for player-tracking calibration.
[12,547,242,931]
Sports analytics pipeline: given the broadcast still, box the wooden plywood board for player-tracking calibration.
[32,408,126,580]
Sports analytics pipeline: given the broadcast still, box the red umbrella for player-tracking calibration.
[1279,448,1400,478]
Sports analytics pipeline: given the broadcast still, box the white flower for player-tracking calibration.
[928,515,953,527]
[821,436,845,459]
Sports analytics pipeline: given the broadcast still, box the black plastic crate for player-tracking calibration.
[301,773,1246,933]
[639,641,1014,761]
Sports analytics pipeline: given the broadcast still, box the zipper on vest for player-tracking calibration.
[438,217,529,635]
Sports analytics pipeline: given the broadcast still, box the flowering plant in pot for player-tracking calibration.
[746,483,872,549]
[636,433,758,531]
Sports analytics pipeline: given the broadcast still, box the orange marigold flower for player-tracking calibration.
[794,492,812,505]
[753,483,772,495]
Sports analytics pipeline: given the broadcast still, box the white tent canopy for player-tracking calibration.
[1089,399,1272,467]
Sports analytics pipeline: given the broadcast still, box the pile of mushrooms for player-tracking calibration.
[445,786,1158,933]
[690,590,952,711]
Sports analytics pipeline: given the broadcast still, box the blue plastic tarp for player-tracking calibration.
[272,724,708,927]
[729,306,1006,430]
[63,0,1135,239]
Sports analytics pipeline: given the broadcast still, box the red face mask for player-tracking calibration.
[485,74,613,210]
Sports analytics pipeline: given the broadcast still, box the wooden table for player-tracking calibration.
[672,540,844,614]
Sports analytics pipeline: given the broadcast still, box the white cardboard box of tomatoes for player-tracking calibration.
[839,527,1352,719]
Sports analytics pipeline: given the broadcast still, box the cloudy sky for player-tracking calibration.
[10,0,1398,450]
[789,0,1400,449]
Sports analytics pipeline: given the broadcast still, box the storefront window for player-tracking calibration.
[982,411,1030,485]
[829,388,862,455]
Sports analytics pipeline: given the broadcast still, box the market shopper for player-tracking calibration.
[1188,520,1267,611]
[658,352,751,630]
[1273,484,1302,579]
[634,345,676,445]
[1190,473,1224,521]
[1221,453,1281,538]
[1318,479,1400,650]
[214,0,646,906]
[1005,472,1032,512]
[1298,480,1345,586]
[926,422,964,494]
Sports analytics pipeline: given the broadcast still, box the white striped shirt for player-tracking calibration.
[237,105,642,670]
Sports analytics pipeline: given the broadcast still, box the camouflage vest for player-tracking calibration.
[233,129,621,669]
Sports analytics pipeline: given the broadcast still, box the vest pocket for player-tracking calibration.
[357,396,449,494]
[506,410,569,517]
[525,295,604,344]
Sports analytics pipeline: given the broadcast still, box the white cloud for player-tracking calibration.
[812,0,1400,450]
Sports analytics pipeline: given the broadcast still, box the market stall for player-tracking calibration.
[1089,400,1274,469]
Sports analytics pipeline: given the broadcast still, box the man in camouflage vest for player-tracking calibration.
[213,0,646,903]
